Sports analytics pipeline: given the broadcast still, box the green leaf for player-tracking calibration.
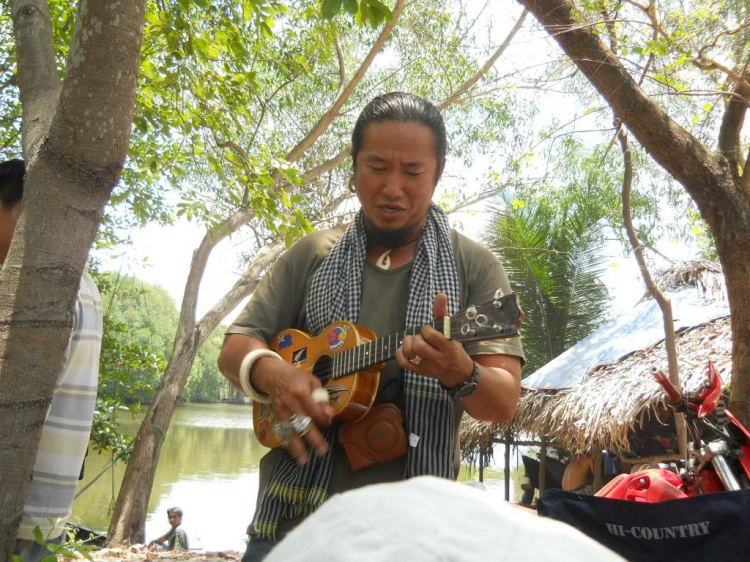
[194,37,209,56]
[55,547,76,558]
[70,541,95,560]
[367,0,393,21]
[343,0,358,15]
[145,12,161,26]
[33,527,45,546]
[166,33,180,50]
[41,556,57,562]
[321,0,344,20]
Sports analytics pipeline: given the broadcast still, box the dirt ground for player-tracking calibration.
[82,545,242,561]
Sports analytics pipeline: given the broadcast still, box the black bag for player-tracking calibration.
[537,488,750,562]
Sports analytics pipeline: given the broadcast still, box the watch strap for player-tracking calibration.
[441,361,479,398]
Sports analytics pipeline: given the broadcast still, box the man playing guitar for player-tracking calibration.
[218,92,525,562]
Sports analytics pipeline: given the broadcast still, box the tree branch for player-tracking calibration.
[196,186,357,341]
[717,76,749,166]
[284,0,405,163]
[519,0,726,209]
[0,73,18,94]
[625,0,750,92]
[445,181,516,215]
[11,0,62,159]
[333,28,346,95]
[196,241,286,344]
[618,125,688,459]
[173,207,254,342]
[438,10,528,109]
[300,149,349,182]
[296,10,531,190]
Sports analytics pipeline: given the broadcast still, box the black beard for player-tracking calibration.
[363,216,420,249]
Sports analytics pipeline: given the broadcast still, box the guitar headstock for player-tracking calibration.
[448,289,524,344]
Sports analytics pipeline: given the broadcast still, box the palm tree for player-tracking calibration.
[485,192,610,376]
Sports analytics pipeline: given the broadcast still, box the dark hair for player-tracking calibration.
[0,159,24,208]
[351,92,447,171]
[167,507,183,517]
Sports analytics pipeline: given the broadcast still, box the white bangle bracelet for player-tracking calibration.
[239,349,281,403]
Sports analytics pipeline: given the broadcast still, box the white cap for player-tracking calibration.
[264,476,624,562]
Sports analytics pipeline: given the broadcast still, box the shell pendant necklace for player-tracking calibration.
[375,249,393,270]
[374,235,421,270]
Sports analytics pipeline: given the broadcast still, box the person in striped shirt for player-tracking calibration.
[1,159,103,562]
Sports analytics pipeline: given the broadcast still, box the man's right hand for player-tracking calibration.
[252,357,333,465]
[218,334,334,464]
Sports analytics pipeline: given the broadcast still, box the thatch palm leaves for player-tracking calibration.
[485,195,610,377]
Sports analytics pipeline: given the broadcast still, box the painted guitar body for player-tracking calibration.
[253,321,383,448]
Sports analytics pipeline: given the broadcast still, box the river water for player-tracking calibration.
[72,403,524,552]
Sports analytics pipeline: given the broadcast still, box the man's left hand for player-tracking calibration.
[396,292,473,389]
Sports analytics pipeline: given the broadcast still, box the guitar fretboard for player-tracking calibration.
[330,319,445,379]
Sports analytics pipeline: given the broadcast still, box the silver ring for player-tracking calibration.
[410,355,422,366]
[272,420,294,446]
[289,414,312,437]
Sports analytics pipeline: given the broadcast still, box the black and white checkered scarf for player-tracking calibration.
[253,202,460,539]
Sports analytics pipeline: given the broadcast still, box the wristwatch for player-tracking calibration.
[441,361,479,399]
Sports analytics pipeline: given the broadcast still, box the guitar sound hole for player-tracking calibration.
[312,354,334,383]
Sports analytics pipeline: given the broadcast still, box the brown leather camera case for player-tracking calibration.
[339,403,408,471]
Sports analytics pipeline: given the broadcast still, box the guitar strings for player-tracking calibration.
[306,302,515,385]
[311,319,470,385]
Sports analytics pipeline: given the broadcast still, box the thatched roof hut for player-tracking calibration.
[460,261,731,465]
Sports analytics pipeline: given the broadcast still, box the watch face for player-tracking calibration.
[454,381,478,399]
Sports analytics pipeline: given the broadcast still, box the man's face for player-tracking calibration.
[0,200,21,264]
[353,120,444,248]
[168,511,182,528]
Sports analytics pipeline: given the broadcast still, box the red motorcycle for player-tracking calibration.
[538,361,750,561]
[597,360,750,500]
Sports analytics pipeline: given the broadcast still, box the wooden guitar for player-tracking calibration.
[253,290,523,448]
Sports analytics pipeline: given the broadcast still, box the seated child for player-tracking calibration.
[148,507,189,551]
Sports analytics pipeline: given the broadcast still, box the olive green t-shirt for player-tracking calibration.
[227,226,524,538]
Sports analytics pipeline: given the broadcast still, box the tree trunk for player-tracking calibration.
[713,221,750,423]
[106,341,197,544]
[518,0,750,426]
[11,0,61,158]
[0,0,146,556]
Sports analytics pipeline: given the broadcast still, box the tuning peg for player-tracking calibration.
[466,306,477,319]
[493,288,504,299]
[493,300,503,309]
